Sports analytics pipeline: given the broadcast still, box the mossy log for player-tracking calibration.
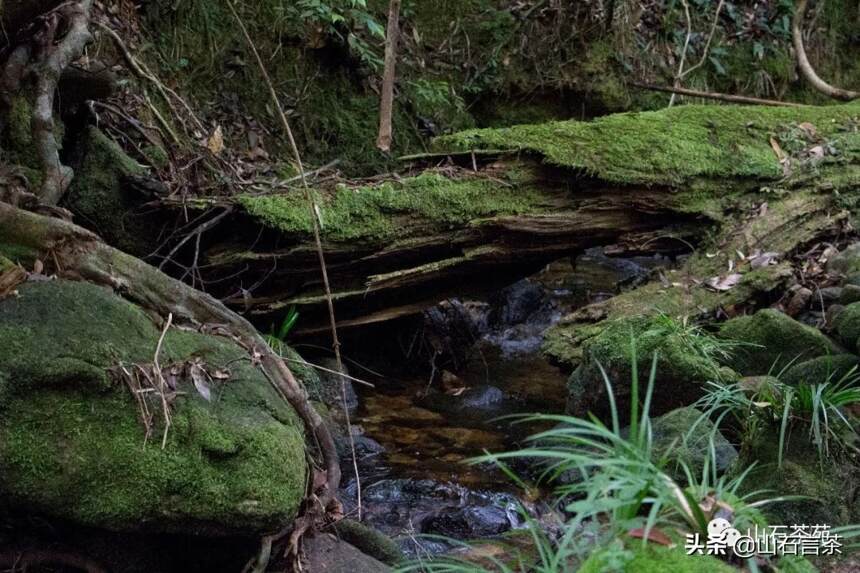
[169,102,860,335]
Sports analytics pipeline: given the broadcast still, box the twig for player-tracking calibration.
[153,312,173,449]
[631,83,806,107]
[678,0,725,81]
[223,0,362,562]
[669,0,693,107]
[158,207,233,271]
[281,357,376,388]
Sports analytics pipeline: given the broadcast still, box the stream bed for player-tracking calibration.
[329,249,677,555]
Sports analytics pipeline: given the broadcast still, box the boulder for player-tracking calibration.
[0,280,307,535]
[827,242,860,277]
[781,354,860,386]
[422,505,512,538]
[567,316,737,419]
[303,533,392,573]
[840,284,860,306]
[719,309,841,376]
[833,302,860,349]
[648,407,738,479]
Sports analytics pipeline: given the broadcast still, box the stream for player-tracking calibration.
[322,249,677,556]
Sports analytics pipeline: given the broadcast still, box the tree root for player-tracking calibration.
[0,201,343,565]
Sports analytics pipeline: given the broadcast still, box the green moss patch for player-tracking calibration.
[567,315,737,419]
[0,280,307,534]
[435,102,860,186]
[64,127,156,256]
[719,309,842,376]
[239,170,545,243]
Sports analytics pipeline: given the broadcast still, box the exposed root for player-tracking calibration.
[17,0,96,204]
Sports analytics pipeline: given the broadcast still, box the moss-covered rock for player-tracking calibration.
[649,406,738,479]
[827,242,860,277]
[64,127,160,256]
[0,280,308,534]
[833,302,860,349]
[331,519,404,566]
[737,434,859,528]
[567,316,737,419]
[781,354,860,387]
[579,540,736,573]
[719,309,842,376]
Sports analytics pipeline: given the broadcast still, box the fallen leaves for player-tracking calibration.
[112,357,233,444]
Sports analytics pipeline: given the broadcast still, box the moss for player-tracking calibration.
[332,519,404,566]
[435,101,860,187]
[64,127,156,256]
[239,170,545,243]
[738,435,858,527]
[833,302,860,349]
[579,540,735,573]
[141,143,170,170]
[650,406,738,479]
[0,280,307,534]
[566,315,737,418]
[543,263,792,370]
[719,309,842,376]
[781,354,860,386]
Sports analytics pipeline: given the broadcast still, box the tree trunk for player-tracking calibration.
[376,0,401,152]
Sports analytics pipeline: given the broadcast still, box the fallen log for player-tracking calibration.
[162,101,860,335]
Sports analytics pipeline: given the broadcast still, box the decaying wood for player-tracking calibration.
[200,171,704,334]
[376,0,402,152]
[0,200,343,537]
[793,0,859,101]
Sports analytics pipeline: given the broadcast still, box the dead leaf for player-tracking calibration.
[189,362,212,401]
[769,137,786,161]
[706,273,743,292]
[211,369,231,380]
[628,527,674,547]
[32,259,43,274]
[750,251,779,269]
[206,125,224,155]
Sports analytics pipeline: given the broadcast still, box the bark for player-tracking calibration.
[792,0,859,101]
[0,201,342,516]
[376,0,401,152]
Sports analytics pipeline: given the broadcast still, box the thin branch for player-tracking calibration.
[678,0,725,80]
[153,312,173,449]
[792,0,859,101]
[157,207,234,271]
[632,83,806,107]
[669,0,693,107]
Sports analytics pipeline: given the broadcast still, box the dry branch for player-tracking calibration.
[632,83,806,107]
